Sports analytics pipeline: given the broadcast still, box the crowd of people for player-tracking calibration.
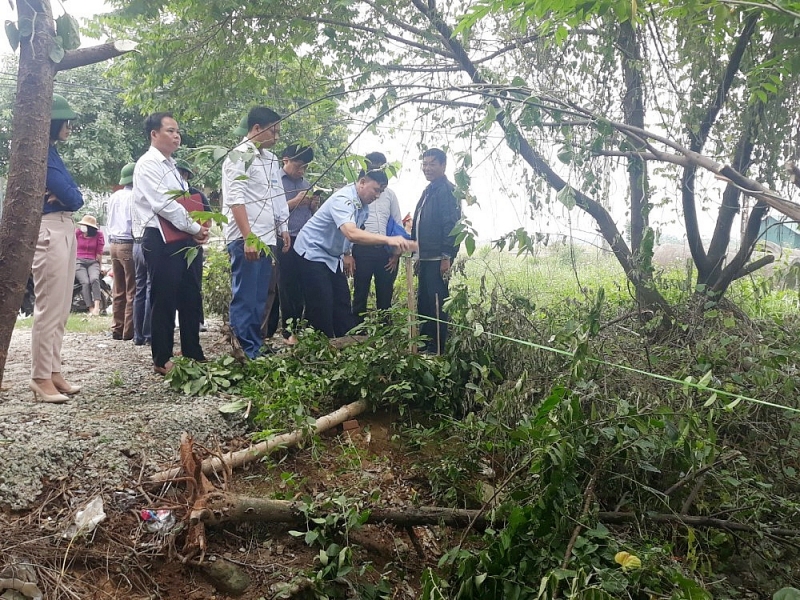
[28,98,462,403]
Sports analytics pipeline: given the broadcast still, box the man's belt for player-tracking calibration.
[110,237,134,244]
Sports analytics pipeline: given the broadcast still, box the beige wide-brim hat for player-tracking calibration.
[77,214,98,229]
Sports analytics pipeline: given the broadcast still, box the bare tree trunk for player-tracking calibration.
[0,4,133,386]
[0,0,56,388]
[618,20,649,255]
[702,109,757,287]
[681,14,759,285]
[191,493,800,538]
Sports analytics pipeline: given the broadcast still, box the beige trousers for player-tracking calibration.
[31,212,76,380]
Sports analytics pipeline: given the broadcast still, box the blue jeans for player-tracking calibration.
[133,242,152,345]
[228,240,272,359]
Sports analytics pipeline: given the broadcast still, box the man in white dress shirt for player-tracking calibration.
[133,112,209,374]
[106,162,136,340]
[222,106,290,359]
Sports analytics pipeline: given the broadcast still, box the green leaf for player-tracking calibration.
[213,147,228,162]
[218,399,248,413]
[557,186,576,210]
[774,588,800,600]
[5,21,19,51]
[55,13,81,50]
[724,397,743,410]
[578,590,614,600]
[697,370,712,388]
[557,146,574,164]
[49,39,65,64]
[465,235,476,255]
[674,574,712,600]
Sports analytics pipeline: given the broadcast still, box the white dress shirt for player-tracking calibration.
[132,146,201,242]
[106,186,134,240]
[362,187,401,236]
[222,139,289,245]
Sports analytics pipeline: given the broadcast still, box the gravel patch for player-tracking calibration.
[0,321,247,511]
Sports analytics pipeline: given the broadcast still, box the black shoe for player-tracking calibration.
[112,333,123,340]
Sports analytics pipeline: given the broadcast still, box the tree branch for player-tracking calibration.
[598,511,800,538]
[298,15,455,59]
[55,41,137,72]
[732,253,775,281]
[473,34,544,64]
[691,13,760,152]
[704,105,758,283]
[680,13,759,277]
[592,150,661,161]
[714,199,770,292]
[380,64,461,73]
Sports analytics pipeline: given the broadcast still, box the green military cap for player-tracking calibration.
[175,158,195,178]
[51,94,78,120]
[233,115,248,137]
[119,162,135,185]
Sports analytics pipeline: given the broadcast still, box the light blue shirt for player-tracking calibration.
[294,183,369,272]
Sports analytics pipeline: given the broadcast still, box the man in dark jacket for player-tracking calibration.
[411,148,461,354]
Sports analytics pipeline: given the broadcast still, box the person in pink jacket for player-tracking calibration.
[75,214,105,316]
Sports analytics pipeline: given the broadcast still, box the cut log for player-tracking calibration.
[150,400,368,482]
[192,493,800,539]
[193,492,489,529]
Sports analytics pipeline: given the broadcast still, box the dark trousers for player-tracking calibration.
[261,245,280,339]
[133,242,152,345]
[418,260,449,354]
[277,237,305,335]
[352,244,397,323]
[142,228,205,367]
[296,249,355,338]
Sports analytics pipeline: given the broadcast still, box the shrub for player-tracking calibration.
[203,244,231,319]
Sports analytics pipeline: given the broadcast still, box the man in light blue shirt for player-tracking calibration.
[293,170,416,338]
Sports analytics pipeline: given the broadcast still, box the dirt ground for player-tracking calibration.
[0,321,444,599]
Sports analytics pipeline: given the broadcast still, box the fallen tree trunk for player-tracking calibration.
[192,492,489,529]
[150,400,368,482]
[191,493,800,538]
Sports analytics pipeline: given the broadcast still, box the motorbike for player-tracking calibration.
[20,272,113,317]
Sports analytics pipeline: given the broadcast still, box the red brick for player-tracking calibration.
[342,419,360,432]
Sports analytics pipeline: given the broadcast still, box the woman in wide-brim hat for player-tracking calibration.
[29,94,84,404]
[74,213,105,317]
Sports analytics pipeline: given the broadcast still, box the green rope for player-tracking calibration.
[414,313,800,414]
